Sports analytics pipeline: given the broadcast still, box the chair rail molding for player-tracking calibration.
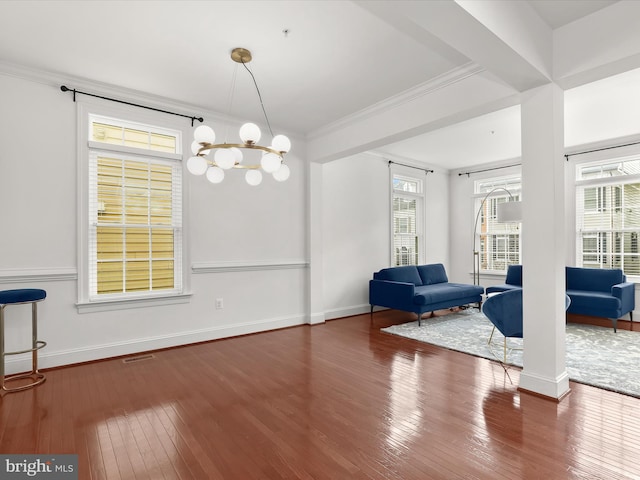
[192,260,309,274]
[0,267,77,284]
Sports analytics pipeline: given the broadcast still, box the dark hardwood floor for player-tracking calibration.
[2,310,640,479]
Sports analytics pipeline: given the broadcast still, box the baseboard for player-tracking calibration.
[519,369,571,400]
[308,312,326,325]
[324,304,371,320]
[3,314,307,374]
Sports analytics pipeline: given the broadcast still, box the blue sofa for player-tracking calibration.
[369,264,484,325]
[485,265,635,332]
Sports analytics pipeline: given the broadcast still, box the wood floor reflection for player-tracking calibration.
[2,310,639,479]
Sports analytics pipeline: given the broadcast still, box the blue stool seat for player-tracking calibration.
[0,289,47,305]
[1,288,47,393]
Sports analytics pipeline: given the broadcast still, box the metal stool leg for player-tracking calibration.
[1,300,46,393]
[1,305,5,391]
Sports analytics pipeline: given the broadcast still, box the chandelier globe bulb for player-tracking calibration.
[187,156,208,176]
[194,125,215,144]
[230,147,243,164]
[239,123,261,145]
[273,164,290,182]
[191,140,210,156]
[206,166,225,184]
[245,169,263,186]
[272,135,291,154]
[215,149,236,170]
[261,152,282,173]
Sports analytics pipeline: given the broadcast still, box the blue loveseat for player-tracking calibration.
[486,265,635,332]
[369,264,484,325]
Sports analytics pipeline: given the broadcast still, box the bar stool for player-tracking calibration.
[0,288,47,393]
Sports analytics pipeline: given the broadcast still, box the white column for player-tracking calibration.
[519,83,570,399]
[307,161,325,325]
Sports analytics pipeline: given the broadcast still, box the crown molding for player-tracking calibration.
[0,60,304,140]
[0,60,208,122]
[307,62,485,140]
[366,150,441,174]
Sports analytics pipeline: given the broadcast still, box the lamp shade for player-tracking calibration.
[497,201,522,223]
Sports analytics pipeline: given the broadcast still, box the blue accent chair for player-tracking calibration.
[482,289,571,363]
[485,265,522,294]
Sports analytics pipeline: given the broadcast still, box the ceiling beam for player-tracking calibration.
[554,0,640,89]
[357,0,553,92]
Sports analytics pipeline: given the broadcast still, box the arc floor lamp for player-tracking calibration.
[473,188,522,285]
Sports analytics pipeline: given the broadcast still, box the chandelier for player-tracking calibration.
[187,48,291,186]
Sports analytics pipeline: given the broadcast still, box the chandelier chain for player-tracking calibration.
[240,59,274,138]
[224,63,239,143]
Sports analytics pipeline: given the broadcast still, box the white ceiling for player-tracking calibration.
[0,0,621,170]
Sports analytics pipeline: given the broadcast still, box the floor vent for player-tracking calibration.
[122,354,155,364]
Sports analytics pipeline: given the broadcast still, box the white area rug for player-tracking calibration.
[381,309,640,398]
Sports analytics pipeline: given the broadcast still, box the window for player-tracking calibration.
[474,176,521,273]
[576,156,640,276]
[392,173,424,266]
[80,112,184,307]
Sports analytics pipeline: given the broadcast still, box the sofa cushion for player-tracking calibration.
[486,284,521,295]
[566,266,623,292]
[416,264,448,285]
[374,266,422,285]
[412,283,482,306]
[566,289,620,313]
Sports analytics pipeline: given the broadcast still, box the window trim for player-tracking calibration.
[390,167,425,266]
[76,101,191,312]
[575,158,640,279]
[473,174,522,275]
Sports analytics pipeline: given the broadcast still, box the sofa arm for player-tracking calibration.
[369,279,416,310]
[612,282,636,315]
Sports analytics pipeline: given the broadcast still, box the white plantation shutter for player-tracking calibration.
[393,196,419,266]
[392,173,423,266]
[87,115,183,300]
[474,176,521,273]
[576,156,640,276]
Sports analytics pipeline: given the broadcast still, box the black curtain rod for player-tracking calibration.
[61,86,204,126]
[388,160,434,174]
[458,163,521,177]
[564,140,640,161]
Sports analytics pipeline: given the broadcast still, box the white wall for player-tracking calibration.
[321,153,388,319]
[0,70,308,374]
[321,153,450,318]
[424,168,451,271]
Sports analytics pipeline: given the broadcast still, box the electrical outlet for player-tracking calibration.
[215,298,224,309]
